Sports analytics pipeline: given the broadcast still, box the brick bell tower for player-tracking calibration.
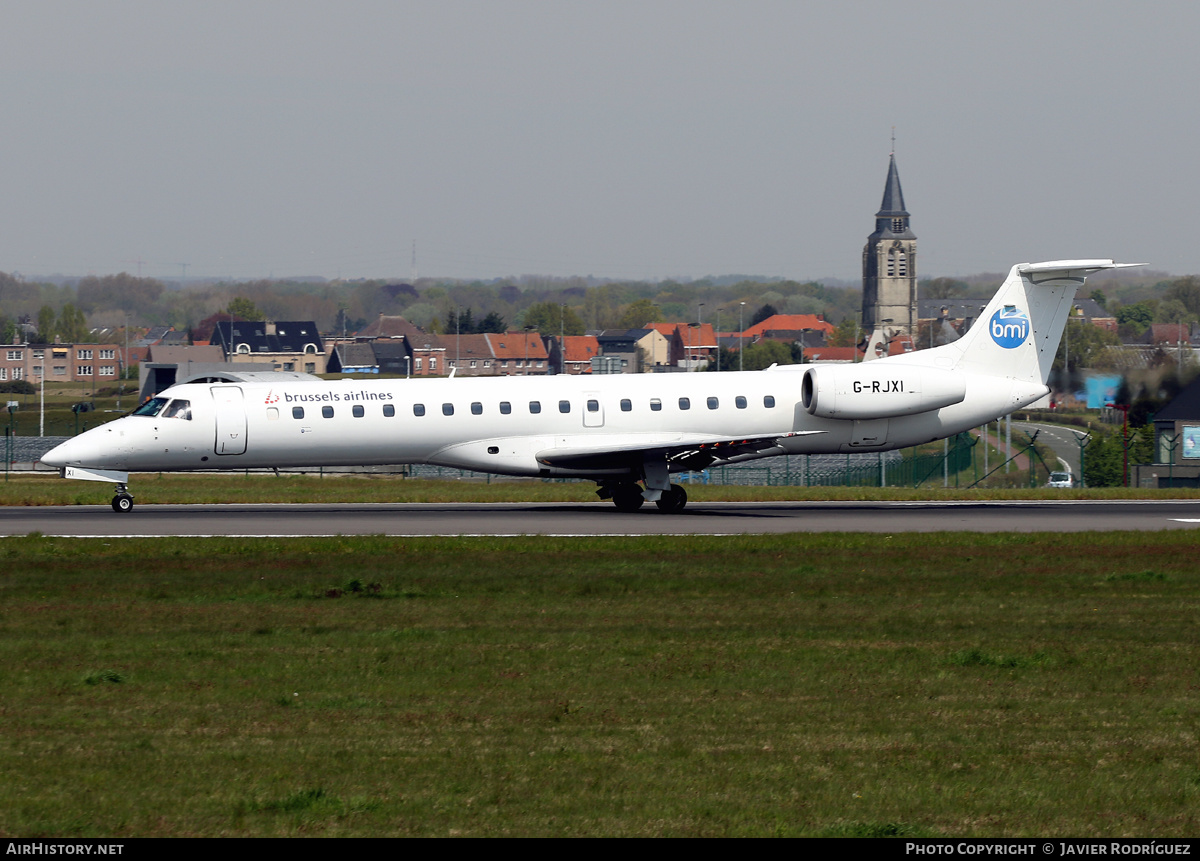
[862,150,917,339]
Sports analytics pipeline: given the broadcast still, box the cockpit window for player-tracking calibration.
[133,397,169,417]
[163,399,191,420]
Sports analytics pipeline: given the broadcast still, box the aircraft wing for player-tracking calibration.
[535,431,816,473]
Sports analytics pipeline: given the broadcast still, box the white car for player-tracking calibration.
[1047,471,1073,488]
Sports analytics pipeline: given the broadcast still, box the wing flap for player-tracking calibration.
[535,431,815,472]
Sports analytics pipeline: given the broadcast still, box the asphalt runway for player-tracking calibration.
[4,500,1200,537]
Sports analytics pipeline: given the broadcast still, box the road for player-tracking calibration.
[3,500,1199,536]
[1015,421,1092,480]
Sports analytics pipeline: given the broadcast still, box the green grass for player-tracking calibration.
[3,472,1199,507]
[2,532,1199,836]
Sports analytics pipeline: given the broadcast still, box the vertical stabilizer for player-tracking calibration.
[944,260,1138,385]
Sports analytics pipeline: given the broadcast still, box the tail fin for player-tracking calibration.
[944,259,1140,384]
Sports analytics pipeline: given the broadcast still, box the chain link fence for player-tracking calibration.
[9,432,981,488]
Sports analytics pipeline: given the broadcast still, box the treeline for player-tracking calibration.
[0,269,866,343]
[2,267,1196,346]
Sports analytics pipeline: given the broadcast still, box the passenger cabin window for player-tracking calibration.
[500,401,512,415]
[322,406,334,418]
[559,400,571,414]
[650,398,661,412]
[735,396,747,409]
[352,405,364,418]
[383,404,395,417]
[442,403,454,416]
[764,395,776,408]
[529,401,541,414]
[292,406,305,419]
[678,397,690,410]
[471,402,483,415]
[133,397,169,417]
[707,397,718,410]
[413,404,426,416]
[620,399,632,412]
[587,399,600,412]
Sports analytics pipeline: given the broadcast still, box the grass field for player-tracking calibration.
[3,471,1199,507]
[2,532,1198,837]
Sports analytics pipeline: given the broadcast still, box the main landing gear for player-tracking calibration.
[111,483,134,513]
[598,482,688,513]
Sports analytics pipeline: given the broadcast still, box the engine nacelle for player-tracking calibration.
[801,364,967,420]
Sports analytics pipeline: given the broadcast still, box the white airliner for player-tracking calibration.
[42,259,1136,513]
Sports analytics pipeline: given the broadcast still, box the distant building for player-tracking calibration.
[210,321,326,374]
[862,152,917,339]
[1137,375,1200,488]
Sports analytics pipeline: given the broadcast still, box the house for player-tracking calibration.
[210,321,326,374]
[546,335,602,375]
[1136,374,1200,488]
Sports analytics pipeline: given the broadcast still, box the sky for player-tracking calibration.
[1,0,1197,284]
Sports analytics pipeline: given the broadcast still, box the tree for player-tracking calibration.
[522,302,585,335]
[1083,426,1153,488]
[1164,275,1200,319]
[1114,301,1154,337]
[226,297,264,321]
[76,273,165,314]
[827,316,859,348]
[57,304,89,343]
[444,307,474,335]
[618,299,663,329]
[1051,320,1121,391]
[477,311,506,333]
[36,305,56,342]
[739,340,794,370]
[749,304,778,327]
[922,277,969,299]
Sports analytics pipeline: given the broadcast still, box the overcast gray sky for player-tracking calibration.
[1,0,1196,283]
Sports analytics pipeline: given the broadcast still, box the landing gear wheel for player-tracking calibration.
[112,492,134,513]
[655,484,687,513]
[612,485,645,512]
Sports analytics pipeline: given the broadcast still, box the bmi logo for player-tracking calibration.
[989,306,1030,349]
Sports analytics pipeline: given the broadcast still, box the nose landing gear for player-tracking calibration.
[111,483,134,513]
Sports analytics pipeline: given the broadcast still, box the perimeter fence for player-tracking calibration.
[7,431,994,489]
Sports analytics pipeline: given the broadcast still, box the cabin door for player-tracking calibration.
[212,386,248,455]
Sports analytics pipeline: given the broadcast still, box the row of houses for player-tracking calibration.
[6,301,1200,389]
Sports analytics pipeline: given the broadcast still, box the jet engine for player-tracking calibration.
[801,364,966,420]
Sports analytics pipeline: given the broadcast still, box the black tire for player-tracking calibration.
[612,486,645,512]
[112,494,133,513]
[655,484,687,513]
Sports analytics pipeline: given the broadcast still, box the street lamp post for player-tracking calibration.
[715,309,721,372]
[739,302,745,372]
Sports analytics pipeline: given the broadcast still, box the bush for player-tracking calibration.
[0,380,36,395]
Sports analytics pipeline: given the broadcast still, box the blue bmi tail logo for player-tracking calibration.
[989,306,1030,349]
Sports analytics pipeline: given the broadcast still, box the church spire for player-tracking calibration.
[862,147,917,339]
[872,153,914,238]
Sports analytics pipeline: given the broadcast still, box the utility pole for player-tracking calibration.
[739,302,745,372]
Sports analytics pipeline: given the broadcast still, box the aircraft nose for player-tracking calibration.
[41,431,108,468]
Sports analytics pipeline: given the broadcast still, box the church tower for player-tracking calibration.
[862,152,917,338]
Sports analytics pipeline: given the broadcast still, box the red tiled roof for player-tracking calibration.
[741,314,833,338]
[486,332,548,360]
[562,335,601,363]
